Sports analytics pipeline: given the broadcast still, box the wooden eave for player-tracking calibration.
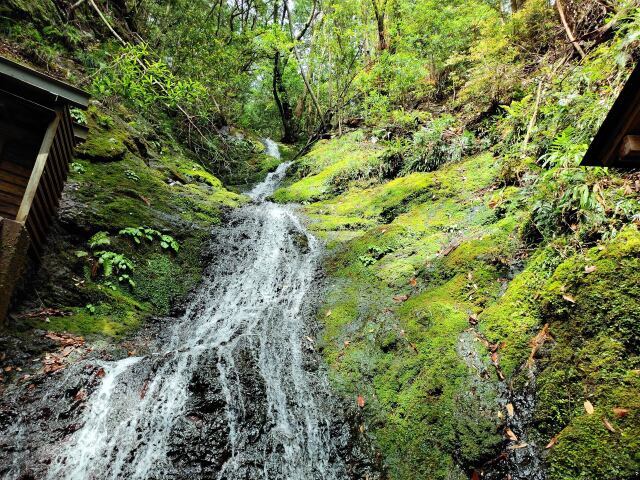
[581,62,640,168]
[0,56,89,110]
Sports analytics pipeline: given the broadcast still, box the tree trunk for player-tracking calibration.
[371,0,388,51]
[556,0,586,59]
[272,51,298,144]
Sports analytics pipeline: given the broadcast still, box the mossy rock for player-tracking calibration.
[77,109,131,162]
[532,227,640,480]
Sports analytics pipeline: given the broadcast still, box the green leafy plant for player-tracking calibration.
[119,227,179,252]
[70,108,87,125]
[93,251,136,287]
[124,169,140,182]
[88,231,111,249]
[80,232,136,288]
[71,162,86,174]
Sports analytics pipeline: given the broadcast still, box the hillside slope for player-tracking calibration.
[274,132,640,479]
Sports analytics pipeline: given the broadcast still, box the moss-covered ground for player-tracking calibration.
[10,104,252,339]
[274,130,640,479]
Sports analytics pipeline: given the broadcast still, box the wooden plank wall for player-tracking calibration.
[0,161,30,219]
[18,108,75,256]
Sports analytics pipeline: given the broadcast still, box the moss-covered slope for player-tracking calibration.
[10,104,248,339]
[276,131,640,480]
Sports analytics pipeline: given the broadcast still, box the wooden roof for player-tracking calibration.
[0,56,89,110]
[581,62,640,168]
[0,56,89,256]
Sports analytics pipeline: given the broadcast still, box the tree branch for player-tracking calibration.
[556,0,586,59]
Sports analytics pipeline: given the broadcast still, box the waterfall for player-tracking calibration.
[2,140,355,479]
[262,138,281,160]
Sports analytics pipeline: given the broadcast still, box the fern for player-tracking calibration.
[88,231,111,249]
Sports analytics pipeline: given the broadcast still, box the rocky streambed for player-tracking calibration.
[0,161,380,480]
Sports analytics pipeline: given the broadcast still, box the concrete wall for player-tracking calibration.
[0,217,30,325]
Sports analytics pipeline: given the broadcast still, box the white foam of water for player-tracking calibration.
[262,138,281,159]
[44,159,345,480]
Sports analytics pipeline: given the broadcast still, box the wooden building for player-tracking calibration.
[581,63,640,168]
[0,56,89,322]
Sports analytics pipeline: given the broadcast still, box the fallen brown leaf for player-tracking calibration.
[357,395,365,408]
[409,277,417,287]
[325,310,332,317]
[602,418,616,433]
[393,294,409,303]
[584,265,597,274]
[562,294,576,304]
[584,400,595,415]
[441,245,455,256]
[468,314,478,326]
[96,367,106,378]
[506,403,515,418]
[74,389,87,402]
[490,352,499,366]
[61,346,74,357]
[140,380,149,399]
[527,323,550,368]
[613,407,629,418]
[508,443,528,450]
[505,428,518,441]
[545,435,558,449]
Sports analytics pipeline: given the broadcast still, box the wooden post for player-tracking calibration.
[619,135,640,161]
[16,112,60,224]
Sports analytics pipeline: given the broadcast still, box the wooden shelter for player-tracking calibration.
[581,63,640,168]
[0,56,89,322]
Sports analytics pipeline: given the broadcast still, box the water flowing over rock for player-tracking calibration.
[0,142,378,480]
[262,138,282,160]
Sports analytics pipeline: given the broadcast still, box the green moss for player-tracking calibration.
[76,108,130,162]
[310,149,513,478]
[532,227,640,480]
[24,287,147,338]
[272,131,389,203]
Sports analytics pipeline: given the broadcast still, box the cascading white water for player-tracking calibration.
[39,140,348,480]
[263,138,281,160]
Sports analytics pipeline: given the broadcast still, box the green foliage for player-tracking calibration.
[93,250,136,287]
[402,115,476,173]
[71,162,86,174]
[88,231,111,249]
[119,226,179,253]
[124,169,140,182]
[93,43,207,112]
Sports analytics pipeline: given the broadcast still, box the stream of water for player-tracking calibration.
[3,142,353,479]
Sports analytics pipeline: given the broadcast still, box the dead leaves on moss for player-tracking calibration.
[584,400,595,415]
[613,407,629,418]
[392,294,409,303]
[546,435,559,449]
[42,332,87,375]
[602,418,617,433]
[527,323,551,368]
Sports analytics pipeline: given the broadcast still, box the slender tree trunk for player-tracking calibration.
[371,0,389,51]
[556,0,586,58]
[272,51,298,144]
